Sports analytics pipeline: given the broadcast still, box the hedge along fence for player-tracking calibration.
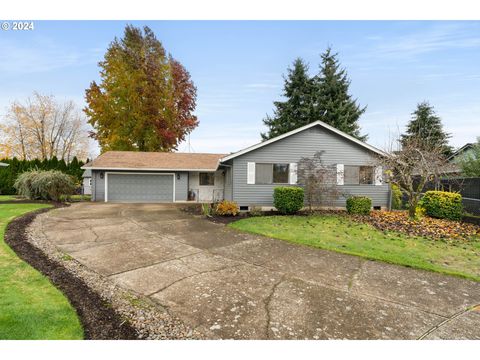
[14,170,76,201]
[273,186,305,214]
[420,191,463,221]
[0,156,86,195]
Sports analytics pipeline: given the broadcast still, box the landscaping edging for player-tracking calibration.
[5,205,201,340]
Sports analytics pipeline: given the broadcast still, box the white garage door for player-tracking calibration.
[106,173,174,202]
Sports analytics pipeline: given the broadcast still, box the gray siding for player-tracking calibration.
[175,172,188,201]
[223,166,233,201]
[92,170,188,202]
[230,126,389,208]
[82,177,92,195]
[93,170,105,201]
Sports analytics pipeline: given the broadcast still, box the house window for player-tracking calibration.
[344,166,374,185]
[199,172,215,186]
[255,163,290,184]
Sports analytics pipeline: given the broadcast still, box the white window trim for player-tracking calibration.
[104,172,176,203]
[374,166,383,185]
[289,163,298,185]
[247,162,255,184]
[336,164,344,185]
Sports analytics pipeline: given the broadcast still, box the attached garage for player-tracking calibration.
[83,151,227,203]
[105,173,174,202]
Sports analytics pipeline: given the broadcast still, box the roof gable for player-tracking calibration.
[220,120,386,162]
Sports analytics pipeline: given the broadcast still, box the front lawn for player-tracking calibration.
[0,195,19,201]
[0,203,83,339]
[230,214,480,281]
[63,194,91,202]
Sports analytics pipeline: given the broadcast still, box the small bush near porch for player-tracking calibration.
[230,213,480,281]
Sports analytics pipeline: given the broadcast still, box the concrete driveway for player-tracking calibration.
[35,203,480,339]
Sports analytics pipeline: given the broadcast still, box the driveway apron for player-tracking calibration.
[35,203,480,339]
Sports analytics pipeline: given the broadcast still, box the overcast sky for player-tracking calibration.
[1,20,479,156]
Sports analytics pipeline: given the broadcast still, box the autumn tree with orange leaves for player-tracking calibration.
[84,25,198,153]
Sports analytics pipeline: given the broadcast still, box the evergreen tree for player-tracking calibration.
[261,58,314,140]
[401,102,453,156]
[312,47,367,140]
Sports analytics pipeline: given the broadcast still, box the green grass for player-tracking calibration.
[0,195,19,201]
[230,215,480,282]
[61,194,91,202]
[0,203,83,339]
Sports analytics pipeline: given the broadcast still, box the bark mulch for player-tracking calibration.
[4,205,138,340]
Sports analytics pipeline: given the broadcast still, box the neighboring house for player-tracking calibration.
[429,142,478,176]
[82,168,92,195]
[445,143,475,175]
[83,120,389,209]
[449,143,475,163]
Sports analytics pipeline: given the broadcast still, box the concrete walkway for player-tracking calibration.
[35,203,480,339]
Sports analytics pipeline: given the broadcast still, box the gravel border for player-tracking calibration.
[9,205,202,340]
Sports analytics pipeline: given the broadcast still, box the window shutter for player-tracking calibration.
[374,166,383,185]
[247,162,255,184]
[289,163,298,184]
[336,164,344,185]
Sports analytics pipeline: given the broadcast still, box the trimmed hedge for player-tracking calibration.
[346,196,372,215]
[273,186,304,215]
[14,169,76,201]
[420,191,463,221]
[215,200,240,216]
[0,156,85,195]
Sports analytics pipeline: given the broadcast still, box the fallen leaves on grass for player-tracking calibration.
[353,211,480,242]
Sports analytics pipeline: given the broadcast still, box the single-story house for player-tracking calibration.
[444,142,475,175]
[82,168,92,195]
[83,120,389,209]
[448,143,475,163]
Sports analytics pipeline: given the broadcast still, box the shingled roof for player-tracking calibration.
[83,151,226,171]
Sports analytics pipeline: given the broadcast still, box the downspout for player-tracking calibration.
[222,163,233,201]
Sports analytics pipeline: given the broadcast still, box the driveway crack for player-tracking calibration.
[263,274,285,339]
[148,264,244,297]
[417,303,480,340]
[108,251,204,277]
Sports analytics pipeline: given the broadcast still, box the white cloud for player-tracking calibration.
[368,23,480,61]
[0,36,98,75]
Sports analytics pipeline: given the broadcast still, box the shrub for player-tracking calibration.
[420,191,463,221]
[14,170,76,201]
[273,186,304,215]
[215,200,239,216]
[415,206,426,220]
[249,205,263,217]
[201,203,213,217]
[391,184,403,210]
[0,156,85,195]
[346,196,372,215]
